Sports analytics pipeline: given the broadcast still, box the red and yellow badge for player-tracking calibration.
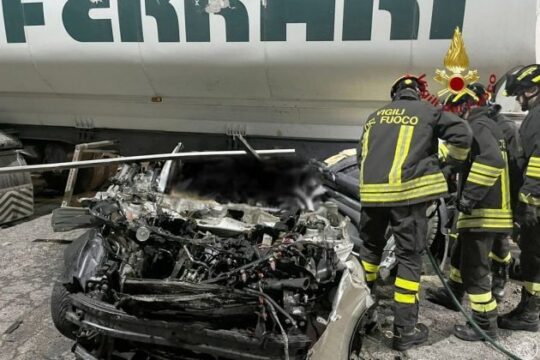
[434,27,480,100]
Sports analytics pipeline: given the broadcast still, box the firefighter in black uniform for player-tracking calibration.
[358,75,472,350]
[427,83,513,340]
[428,85,521,311]
[498,64,540,332]
[487,99,523,301]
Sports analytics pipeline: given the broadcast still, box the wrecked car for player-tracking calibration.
[317,149,453,279]
[51,154,376,360]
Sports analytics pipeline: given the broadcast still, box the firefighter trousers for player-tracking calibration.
[359,202,428,330]
[449,232,498,320]
[450,234,511,282]
[520,222,540,296]
[490,234,511,265]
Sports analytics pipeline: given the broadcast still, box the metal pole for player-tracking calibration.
[234,134,261,162]
[74,140,117,151]
[61,146,82,207]
[157,142,183,193]
[0,149,296,175]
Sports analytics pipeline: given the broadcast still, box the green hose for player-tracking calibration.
[425,247,524,360]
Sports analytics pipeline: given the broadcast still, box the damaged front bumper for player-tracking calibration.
[67,293,311,360]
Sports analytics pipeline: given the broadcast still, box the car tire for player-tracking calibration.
[51,282,79,340]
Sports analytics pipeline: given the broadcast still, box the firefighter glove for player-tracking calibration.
[457,197,476,215]
[516,202,538,227]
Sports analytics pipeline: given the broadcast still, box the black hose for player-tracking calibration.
[243,288,298,328]
[425,247,523,360]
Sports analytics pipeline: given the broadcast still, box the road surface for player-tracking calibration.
[0,214,538,360]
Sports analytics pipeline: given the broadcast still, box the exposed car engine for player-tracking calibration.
[53,158,372,360]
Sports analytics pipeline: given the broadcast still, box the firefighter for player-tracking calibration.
[498,64,540,332]
[428,85,521,309]
[428,83,512,341]
[358,75,472,350]
[487,96,523,302]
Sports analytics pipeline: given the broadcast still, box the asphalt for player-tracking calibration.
[362,277,540,359]
[0,213,538,360]
[0,214,82,360]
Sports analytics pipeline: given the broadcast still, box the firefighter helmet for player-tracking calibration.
[505,64,540,96]
[444,83,491,115]
[390,74,427,99]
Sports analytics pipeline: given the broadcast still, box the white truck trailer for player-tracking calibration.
[0,0,535,159]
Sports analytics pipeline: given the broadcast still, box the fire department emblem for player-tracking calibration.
[434,27,480,100]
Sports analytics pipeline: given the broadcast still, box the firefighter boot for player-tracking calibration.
[426,281,464,312]
[392,323,429,351]
[498,288,540,332]
[454,311,498,341]
[491,261,509,303]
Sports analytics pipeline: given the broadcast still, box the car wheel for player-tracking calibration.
[51,282,79,340]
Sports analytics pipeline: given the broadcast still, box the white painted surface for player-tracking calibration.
[0,0,535,140]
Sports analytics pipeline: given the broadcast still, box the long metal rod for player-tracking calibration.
[0,149,296,175]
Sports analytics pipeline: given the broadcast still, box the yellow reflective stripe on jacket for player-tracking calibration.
[395,277,420,292]
[360,173,448,203]
[526,168,540,179]
[449,266,462,284]
[470,161,503,178]
[467,172,498,187]
[526,165,540,179]
[459,152,512,231]
[457,218,513,229]
[519,192,540,206]
[463,209,512,218]
[524,282,540,294]
[361,173,445,192]
[389,125,415,184]
[446,143,470,161]
[526,154,540,179]
[470,300,497,313]
[489,251,512,264]
[469,292,492,303]
[439,143,449,161]
[529,156,540,167]
[394,292,417,304]
[361,260,379,273]
[468,162,502,187]
[457,207,513,230]
[501,152,511,211]
[361,182,447,203]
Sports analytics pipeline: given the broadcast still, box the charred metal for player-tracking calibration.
[51,157,374,360]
